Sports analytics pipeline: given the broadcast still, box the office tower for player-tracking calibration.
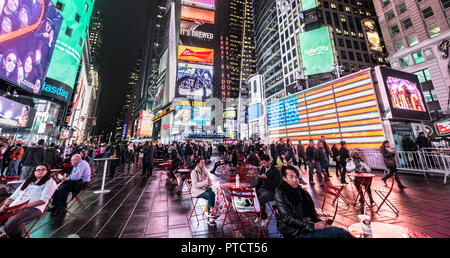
[89,10,104,64]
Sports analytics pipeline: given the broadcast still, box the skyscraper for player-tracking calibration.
[372,0,450,118]
[89,10,104,64]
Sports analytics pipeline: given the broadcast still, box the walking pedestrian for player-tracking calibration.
[306,139,322,185]
[380,141,407,189]
[123,143,135,177]
[338,141,350,184]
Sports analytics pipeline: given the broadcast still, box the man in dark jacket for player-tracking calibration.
[402,135,419,168]
[297,142,307,170]
[45,143,58,169]
[270,141,277,165]
[305,139,322,185]
[255,155,281,225]
[276,139,286,160]
[20,139,46,180]
[319,136,331,158]
[274,165,351,238]
[142,141,155,176]
[415,132,432,149]
[338,141,350,184]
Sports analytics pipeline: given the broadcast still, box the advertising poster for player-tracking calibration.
[180,20,215,48]
[248,103,261,121]
[435,119,450,136]
[378,66,431,122]
[181,5,214,24]
[137,110,153,137]
[176,62,213,99]
[182,0,215,10]
[362,18,385,57]
[178,45,214,64]
[46,0,95,89]
[174,105,211,127]
[0,0,62,94]
[223,110,236,119]
[0,96,36,128]
[301,0,317,11]
[298,27,335,76]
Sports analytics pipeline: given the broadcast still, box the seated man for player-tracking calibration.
[255,155,281,226]
[50,154,91,215]
[275,165,351,238]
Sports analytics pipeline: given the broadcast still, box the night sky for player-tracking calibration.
[94,0,155,136]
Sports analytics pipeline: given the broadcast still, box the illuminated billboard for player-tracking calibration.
[301,0,317,11]
[180,20,215,48]
[181,6,214,24]
[248,103,261,121]
[176,62,213,99]
[182,0,215,10]
[362,18,385,57]
[174,105,211,127]
[268,71,385,149]
[46,0,95,90]
[0,0,62,94]
[137,110,153,137]
[223,110,236,119]
[378,66,430,122]
[0,96,36,128]
[435,119,450,136]
[298,27,335,76]
[178,45,214,64]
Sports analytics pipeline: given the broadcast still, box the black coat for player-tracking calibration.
[402,138,418,151]
[338,147,350,165]
[305,146,319,162]
[257,165,281,193]
[274,183,321,238]
[415,136,431,149]
[123,149,134,163]
[143,146,155,163]
[21,145,46,166]
[45,147,57,166]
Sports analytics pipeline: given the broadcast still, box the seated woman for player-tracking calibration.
[275,165,351,238]
[176,154,197,196]
[0,164,57,238]
[190,158,216,226]
[349,152,375,206]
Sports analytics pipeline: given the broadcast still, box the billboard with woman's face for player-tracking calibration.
[0,0,62,94]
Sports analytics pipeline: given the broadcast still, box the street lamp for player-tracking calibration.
[331,63,344,79]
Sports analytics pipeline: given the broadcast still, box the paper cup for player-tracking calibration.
[358,215,373,238]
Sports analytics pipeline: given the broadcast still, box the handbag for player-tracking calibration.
[386,159,395,166]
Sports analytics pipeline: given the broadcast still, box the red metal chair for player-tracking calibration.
[21,195,54,238]
[67,187,88,210]
[374,177,399,215]
[188,196,207,226]
[227,174,247,183]
[229,188,266,238]
[0,176,19,184]
[315,183,344,224]
[0,200,29,238]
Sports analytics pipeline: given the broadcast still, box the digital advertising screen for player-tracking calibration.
[0,96,36,128]
[46,0,95,90]
[174,105,211,127]
[180,20,215,48]
[298,26,335,76]
[301,0,317,11]
[176,62,213,99]
[378,66,430,122]
[137,110,153,137]
[181,5,214,24]
[178,45,214,64]
[182,0,215,10]
[435,119,450,136]
[0,0,62,94]
[248,103,261,121]
[362,18,385,57]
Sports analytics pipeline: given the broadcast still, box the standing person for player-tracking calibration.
[317,141,330,179]
[270,141,277,165]
[190,158,216,226]
[168,143,182,182]
[20,139,46,180]
[380,141,407,189]
[286,139,296,165]
[50,154,91,215]
[331,144,341,177]
[0,164,57,238]
[123,143,135,177]
[8,141,24,176]
[319,136,331,160]
[255,155,281,226]
[274,165,351,238]
[45,143,57,169]
[0,143,6,176]
[402,134,419,168]
[306,139,322,185]
[415,132,432,150]
[297,142,307,171]
[142,141,155,177]
[338,141,350,184]
[107,144,119,179]
[277,139,286,160]
[348,151,375,206]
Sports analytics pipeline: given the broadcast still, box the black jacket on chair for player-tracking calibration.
[274,181,322,238]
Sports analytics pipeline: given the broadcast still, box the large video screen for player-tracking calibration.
[174,105,211,127]
[180,20,215,48]
[176,62,213,99]
[46,0,95,90]
[301,0,317,11]
[178,45,214,65]
[137,110,153,137]
[0,0,62,94]
[435,119,450,136]
[248,103,261,121]
[298,26,335,76]
[182,0,215,10]
[0,96,36,128]
[181,5,214,24]
[379,66,430,121]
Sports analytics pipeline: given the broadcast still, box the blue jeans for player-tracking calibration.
[300,226,352,238]
[8,160,20,176]
[307,161,322,183]
[340,162,347,183]
[197,187,215,213]
[20,166,34,180]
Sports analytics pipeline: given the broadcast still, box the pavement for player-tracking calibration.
[25,157,450,238]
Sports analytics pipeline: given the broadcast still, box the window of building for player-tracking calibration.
[385,10,395,20]
[343,63,350,72]
[427,24,440,38]
[361,42,367,50]
[399,56,411,67]
[349,52,355,60]
[364,54,369,62]
[291,37,296,47]
[345,6,351,12]
[390,24,400,36]
[407,33,419,46]
[356,53,362,61]
[338,38,345,47]
[292,49,297,58]
[412,51,425,64]
[440,0,450,9]
[340,50,347,59]
[56,1,64,11]
[346,39,352,48]
[423,91,433,102]
[381,0,390,7]
[414,69,432,83]
[395,39,405,51]
[397,2,407,14]
[331,3,337,9]
[288,52,292,61]
[402,18,413,30]
[431,90,438,101]
[75,13,81,23]
[339,4,344,11]
[354,41,360,49]
[324,1,330,8]
[421,6,434,19]
[65,27,72,37]
[351,64,357,72]
[325,11,333,25]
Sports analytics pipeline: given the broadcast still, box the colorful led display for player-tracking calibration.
[181,5,214,24]
[0,96,36,128]
[178,45,214,64]
[362,18,385,57]
[435,119,450,136]
[180,20,215,48]
[176,62,213,99]
[182,0,215,10]
[174,105,211,126]
[298,27,335,76]
[301,0,317,11]
[137,110,154,137]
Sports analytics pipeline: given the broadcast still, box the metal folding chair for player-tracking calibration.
[0,200,29,238]
[229,188,266,238]
[374,177,399,215]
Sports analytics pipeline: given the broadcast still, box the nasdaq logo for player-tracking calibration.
[41,81,69,100]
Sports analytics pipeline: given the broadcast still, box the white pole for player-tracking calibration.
[93,158,117,194]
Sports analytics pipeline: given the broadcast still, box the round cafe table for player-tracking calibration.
[220,182,250,190]
[348,222,411,238]
[347,173,376,206]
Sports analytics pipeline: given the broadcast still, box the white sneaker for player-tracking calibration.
[206,218,217,226]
